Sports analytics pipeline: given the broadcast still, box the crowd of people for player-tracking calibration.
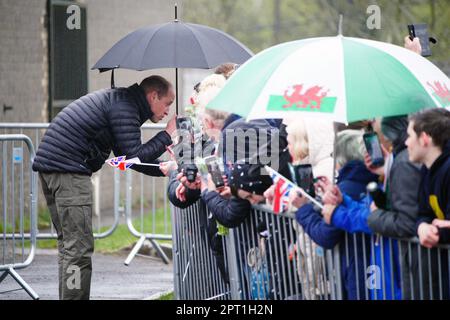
[163,37,450,300]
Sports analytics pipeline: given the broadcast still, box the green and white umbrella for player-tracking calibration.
[207,36,450,123]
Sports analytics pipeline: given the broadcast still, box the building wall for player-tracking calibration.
[0,0,48,123]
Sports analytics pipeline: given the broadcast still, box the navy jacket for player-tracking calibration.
[413,141,450,300]
[33,84,172,176]
[295,160,378,300]
[167,170,201,209]
[416,140,450,243]
[202,190,252,228]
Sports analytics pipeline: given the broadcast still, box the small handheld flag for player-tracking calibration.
[264,166,323,213]
[105,156,161,171]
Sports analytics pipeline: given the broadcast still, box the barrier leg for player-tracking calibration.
[5,267,39,300]
[124,235,171,265]
[124,235,147,266]
[149,239,170,265]
[0,270,8,284]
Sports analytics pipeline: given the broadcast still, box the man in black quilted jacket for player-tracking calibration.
[32,75,176,300]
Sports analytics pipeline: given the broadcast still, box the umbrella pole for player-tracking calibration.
[175,67,179,114]
[111,69,115,89]
[332,122,338,185]
[174,4,179,115]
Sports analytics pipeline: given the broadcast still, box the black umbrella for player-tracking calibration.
[92,5,253,113]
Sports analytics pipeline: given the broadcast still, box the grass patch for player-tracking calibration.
[95,207,172,253]
[35,239,58,249]
[0,206,52,233]
[94,223,136,253]
[157,291,174,300]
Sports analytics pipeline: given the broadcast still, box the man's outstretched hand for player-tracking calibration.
[165,115,177,136]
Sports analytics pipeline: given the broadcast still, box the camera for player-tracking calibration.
[176,117,194,143]
[180,163,198,183]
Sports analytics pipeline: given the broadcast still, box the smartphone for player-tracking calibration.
[176,117,194,142]
[408,23,432,57]
[363,132,385,168]
[289,164,315,198]
[204,156,225,189]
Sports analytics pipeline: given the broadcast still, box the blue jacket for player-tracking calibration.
[295,160,377,300]
[331,167,402,300]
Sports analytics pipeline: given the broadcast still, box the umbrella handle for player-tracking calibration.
[111,69,115,89]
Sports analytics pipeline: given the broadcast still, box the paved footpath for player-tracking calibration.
[0,249,173,300]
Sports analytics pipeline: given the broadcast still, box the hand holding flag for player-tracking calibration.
[264,166,323,214]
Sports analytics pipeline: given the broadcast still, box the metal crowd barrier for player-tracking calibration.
[0,123,173,265]
[171,201,231,300]
[0,134,39,299]
[225,206,342,300]
[171,200,450,300]
[124,169,171,265]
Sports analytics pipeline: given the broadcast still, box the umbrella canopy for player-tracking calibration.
[92,21,253,72]
[207,36,450,123]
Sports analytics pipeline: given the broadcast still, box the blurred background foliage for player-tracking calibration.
[183,0,449,75]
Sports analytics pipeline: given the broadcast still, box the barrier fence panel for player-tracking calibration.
[225,206,341,300]
[124,167,171,266]
[171,202,231,300]
[0,124,120,240]
[171,200,450,300]
[0,134,39,299]
[396,238,450,300]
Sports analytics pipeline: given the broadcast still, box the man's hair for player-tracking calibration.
[409,108,450,150]
[140,75,171,98]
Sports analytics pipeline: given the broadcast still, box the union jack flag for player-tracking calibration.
[106,156,134,171]
[265,166,295,214]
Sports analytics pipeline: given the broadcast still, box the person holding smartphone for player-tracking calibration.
[287,130,379,300]
[322,116,424,299]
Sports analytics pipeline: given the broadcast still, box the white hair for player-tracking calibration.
[194,74,227,114]
[192,74,230,127]
[335,129,366,168]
